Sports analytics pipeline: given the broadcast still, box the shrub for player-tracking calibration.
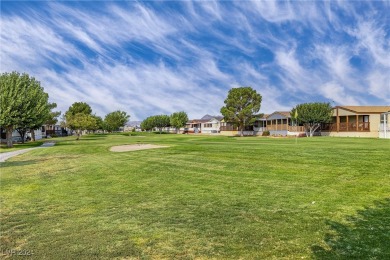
[262,130,270,136]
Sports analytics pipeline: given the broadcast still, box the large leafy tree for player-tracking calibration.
[90,115,104,133]
[0,71,51,147]
[16,102,58,143]
[65,102,96,140]
[291,102,333,137]
[104,110,130,132]
[141,116,154,131]
[154,115,170,134]
[66,102,92,116]
[140,115,170,133]
[220,87,262,136]
[170,111,188,133]
[45,103,61,126]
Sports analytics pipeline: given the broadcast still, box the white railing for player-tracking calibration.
[379,124,390,138]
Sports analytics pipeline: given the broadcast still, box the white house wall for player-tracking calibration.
[10,129,42,141]
[201,118,221,133]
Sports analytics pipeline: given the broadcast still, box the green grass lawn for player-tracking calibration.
[1,134,389,259]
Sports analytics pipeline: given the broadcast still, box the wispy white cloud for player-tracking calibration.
[1,1,389,122]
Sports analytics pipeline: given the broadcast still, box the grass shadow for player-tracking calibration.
[0,160,38,167]
[85,134,109,138]
[312,198,390,259]
[76,138,105,141]
[0,141,44,152]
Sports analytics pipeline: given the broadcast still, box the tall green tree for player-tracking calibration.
[0,71,51,147]
[140,115,170,133]
[28,102,60,141]
[45,103,61,126]
[291,102,333,137]
[141,116,154,131]
[66,102,92,116]
[104,110,130,132]
[65,102,95,140]
[90,115,104,133]
[220,87,262,136]
[170,111,188,133]
[67,113,97,139]
[154,115,170,134]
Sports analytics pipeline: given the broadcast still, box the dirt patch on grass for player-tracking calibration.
[110,144,169,152]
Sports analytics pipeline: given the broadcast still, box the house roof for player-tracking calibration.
[266,111,291,119]
[187,117,223,124]
[186,115,223,124]
[337,106,390,114]
[200,114,223,121]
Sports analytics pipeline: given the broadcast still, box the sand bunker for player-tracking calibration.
[110,144,169,152]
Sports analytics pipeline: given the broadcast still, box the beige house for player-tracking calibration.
[321,106,390,138]
[185,115,223,134]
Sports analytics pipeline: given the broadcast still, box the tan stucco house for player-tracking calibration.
[321,106,390,138]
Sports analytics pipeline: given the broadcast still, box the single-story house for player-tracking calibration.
[1,128,43,143]
[321,106,390,138]
[185,114,223,134]
[43,124,68,137]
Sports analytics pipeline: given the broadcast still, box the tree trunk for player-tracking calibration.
[30,129,36,141]
[6,126,13,148]
[309,124,321,137]
[304,125,310,137]
[17,129,26,144]
[240,125,244,137]
[76,130,80,140]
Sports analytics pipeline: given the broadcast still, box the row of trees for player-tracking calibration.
[0,71,131,146]
[220,87,332,137]
[64,102,130,140]
[1,71,332,148]
[141,112,188,133]
[137,87,332,138]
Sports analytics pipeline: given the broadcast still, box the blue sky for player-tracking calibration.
[1,1,389,120]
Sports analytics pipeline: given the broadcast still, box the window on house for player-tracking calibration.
[204,123,212,128]
[363,115,369,122]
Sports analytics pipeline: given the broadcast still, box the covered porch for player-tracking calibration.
[265,112,305,134]
[322,115,370,132]
[265,119,305,132]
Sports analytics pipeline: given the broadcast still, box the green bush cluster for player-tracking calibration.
[262,130,270,136]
